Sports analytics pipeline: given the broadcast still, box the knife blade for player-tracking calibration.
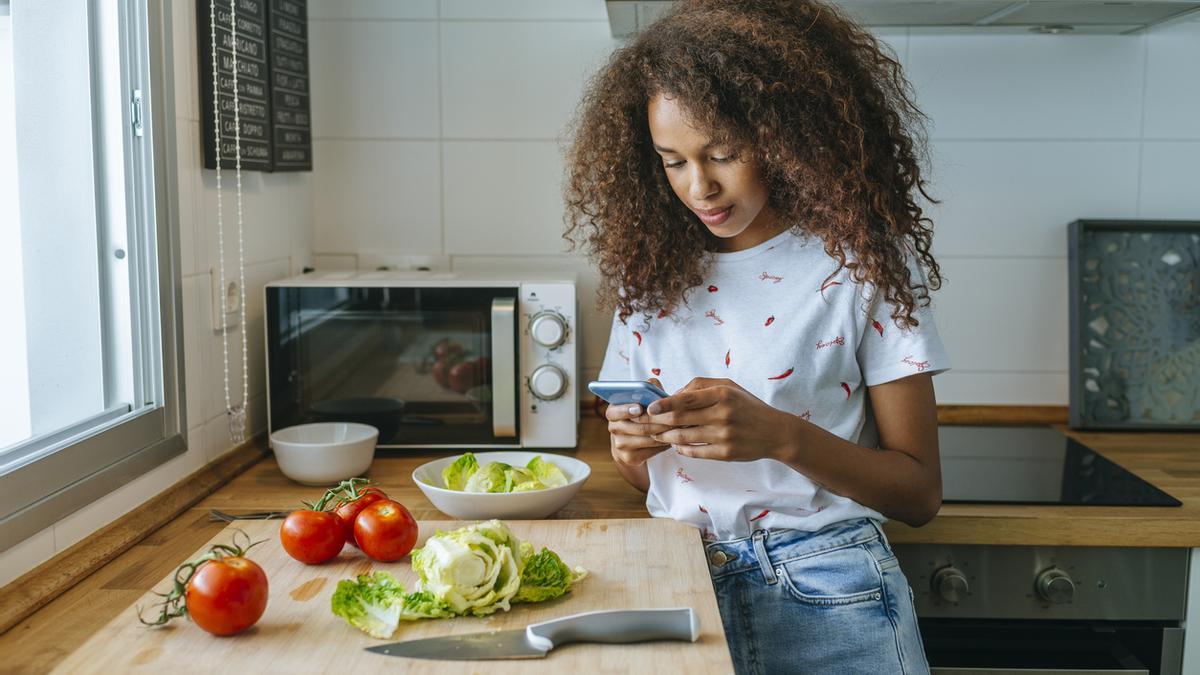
[364,607,700,661]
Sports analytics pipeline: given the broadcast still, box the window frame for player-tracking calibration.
[0,0,186,553]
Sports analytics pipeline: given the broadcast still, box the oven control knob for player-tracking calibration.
[530,311,568,349]
[529,364,568,401]
[1035,568,1075,604]
[932,566,969,603]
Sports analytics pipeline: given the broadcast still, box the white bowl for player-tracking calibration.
[270,422,379,486]
[412,451,591,520]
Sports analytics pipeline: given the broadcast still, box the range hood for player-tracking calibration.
[606,0,1200,35]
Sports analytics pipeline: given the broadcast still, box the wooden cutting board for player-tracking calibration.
[52,519,732,674]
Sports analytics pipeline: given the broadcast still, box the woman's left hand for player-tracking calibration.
[645,377,800,462]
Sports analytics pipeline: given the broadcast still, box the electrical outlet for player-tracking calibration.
[210,269,241,331]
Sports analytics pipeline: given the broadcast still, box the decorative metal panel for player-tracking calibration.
[1069,220,1200,429]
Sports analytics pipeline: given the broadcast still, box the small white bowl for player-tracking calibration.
[412,451,590,520]
[270,422,379,486]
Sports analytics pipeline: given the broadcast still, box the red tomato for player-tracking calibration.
[280,510,345,564]
[185,556,268,636]
[353,500,418,562]
[333,488,388,546]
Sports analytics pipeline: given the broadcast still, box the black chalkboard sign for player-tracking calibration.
[268,0,312,171]
[198,0,274,171]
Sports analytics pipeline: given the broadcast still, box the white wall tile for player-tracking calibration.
[181,274,206,432]
[440,0,608,20]
[1144,22,1200,140]
[171,0,198,122]
[926,141,1140,257]
[248,393,267,439]
[906,34,1144,139]
[254,173,312,261]
[202,259,289,421]
[0,527,54,588]
[309,0,437,20]
[450,254,605,367]
[312,140,442,254]
[202,272,245,422]
[1138,141,1200,219]
[933,257,1069,373]
[441,22,617,138]
[176,119,200,278]
[933,370,1067,405]
[199,170,312,269]
[310,21,439,139]
[203,411,233,462]
[443,141,570,255]
[200,393,265,463]
[198,170,262,268]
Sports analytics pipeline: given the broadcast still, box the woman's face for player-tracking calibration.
[648,93,778,251]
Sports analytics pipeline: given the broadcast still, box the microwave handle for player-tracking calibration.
[490,297,518,437]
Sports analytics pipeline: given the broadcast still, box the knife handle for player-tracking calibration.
[525,608,700,651]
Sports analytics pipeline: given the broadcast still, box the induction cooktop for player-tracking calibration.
[938,426,1181,506]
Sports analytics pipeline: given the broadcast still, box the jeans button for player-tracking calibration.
[710,549,735,567]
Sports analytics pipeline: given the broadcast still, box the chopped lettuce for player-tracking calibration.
[463,460,512,493]
[442,452,569,493]
[512,479,546,492]
[411,519,524,616]
[330,572,407,639]
[526,456,569,488]
[513,548,589,604]
[398,590,455,621]
[331,520,587,637]
[442,453,479,491]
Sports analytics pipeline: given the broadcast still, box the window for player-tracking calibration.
[0,0,185,552]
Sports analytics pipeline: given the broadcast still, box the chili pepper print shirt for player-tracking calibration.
[597,227,952,541]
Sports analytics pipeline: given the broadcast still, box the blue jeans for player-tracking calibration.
[706,518,930,675]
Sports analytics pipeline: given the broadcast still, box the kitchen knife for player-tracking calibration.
[364,608,700,660]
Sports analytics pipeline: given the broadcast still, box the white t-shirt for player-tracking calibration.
[597,228,951,541]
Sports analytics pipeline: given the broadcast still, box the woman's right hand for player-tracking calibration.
[606,378,675,467]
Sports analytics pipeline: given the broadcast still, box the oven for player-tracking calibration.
[893,544,1187,675]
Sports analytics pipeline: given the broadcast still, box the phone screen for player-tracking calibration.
[587,380,667,407]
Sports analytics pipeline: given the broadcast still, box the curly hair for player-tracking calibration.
[563,0,942,329]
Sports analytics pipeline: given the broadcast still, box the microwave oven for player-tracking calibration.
[264,270,578,449]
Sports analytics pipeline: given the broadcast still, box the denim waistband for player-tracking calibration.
[703,518,888,580]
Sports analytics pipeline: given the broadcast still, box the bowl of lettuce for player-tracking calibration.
[412,451,590,519]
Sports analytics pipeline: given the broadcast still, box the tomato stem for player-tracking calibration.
[306,477,372,512]
[137,530,265,627]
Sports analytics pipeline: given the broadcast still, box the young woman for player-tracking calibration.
[564,1,949,672]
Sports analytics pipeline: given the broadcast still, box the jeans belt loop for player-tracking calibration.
[866,518,889,546]
[751,529,778,585]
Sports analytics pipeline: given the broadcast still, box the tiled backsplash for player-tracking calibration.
[303,1,1200,406]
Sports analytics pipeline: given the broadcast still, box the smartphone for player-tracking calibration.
[587,380,669,407]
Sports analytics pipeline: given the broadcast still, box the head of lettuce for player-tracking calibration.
[331,520,587,638]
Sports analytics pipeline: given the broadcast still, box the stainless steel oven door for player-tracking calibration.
[931,662,1147,667]
[921,621,1182,675]
[267,285,520,447]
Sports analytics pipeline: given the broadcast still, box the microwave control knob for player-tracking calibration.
[529,364,568,401]
[1035,568,1075,604]
[932,566,969,603]
[530,311,568,349]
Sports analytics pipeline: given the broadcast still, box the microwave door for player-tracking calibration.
[490,297,517,438]
[267,285,524,448]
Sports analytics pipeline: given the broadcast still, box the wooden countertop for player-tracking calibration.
[2,415,1198,671]
[201,417,1200,548]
